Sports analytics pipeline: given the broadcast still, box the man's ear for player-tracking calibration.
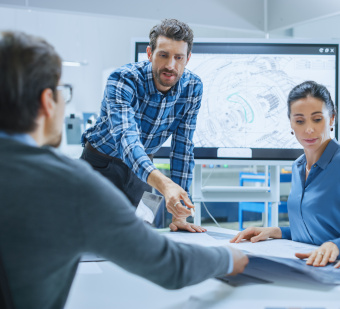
[146,46,152,62]
[39,88,55,119]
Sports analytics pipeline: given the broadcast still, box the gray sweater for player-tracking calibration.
[0,138,230,309]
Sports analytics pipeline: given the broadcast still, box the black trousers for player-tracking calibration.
[80,145,152,207]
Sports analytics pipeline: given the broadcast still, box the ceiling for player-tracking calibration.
[1,0,340,34]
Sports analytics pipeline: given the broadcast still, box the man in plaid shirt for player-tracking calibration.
[81,19,205,233]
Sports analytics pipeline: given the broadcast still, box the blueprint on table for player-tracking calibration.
[244,253,340,285]
[163,227,340,285]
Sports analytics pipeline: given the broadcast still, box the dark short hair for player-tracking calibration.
[287,80,337,119]
[149,19,194,56]
[0,31,62,133]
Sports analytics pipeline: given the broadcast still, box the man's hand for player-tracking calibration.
[169,218,207,233]
[227,246,249,276]
[147,169,206,233]
[147,169,193,218]
[295,242,340,268]
[162,180,193,219]
[230,227,282,243]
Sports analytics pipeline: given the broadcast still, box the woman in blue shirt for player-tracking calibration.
[231,81,340,269]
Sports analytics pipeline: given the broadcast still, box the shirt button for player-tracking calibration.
[313,165,316,167]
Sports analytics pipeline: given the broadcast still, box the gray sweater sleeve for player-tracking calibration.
[76,164,231,289]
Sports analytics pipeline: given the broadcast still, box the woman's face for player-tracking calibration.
[290,96,334,153]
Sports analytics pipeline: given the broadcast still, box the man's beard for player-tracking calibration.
[153,68,180,88]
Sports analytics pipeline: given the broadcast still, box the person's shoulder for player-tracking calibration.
[0,141,96,185]
[45,148,130,200]
[182,68,202,85]
[180,69,203,97]
[330,139,340,161]
[41,147,99,180]
[331,138,340,151]
[108,60,149,82]
[293,153,305,169]
[1,142,131,210]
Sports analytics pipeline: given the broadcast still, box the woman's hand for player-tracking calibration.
[295,242,340,267]
[230,227,282,243]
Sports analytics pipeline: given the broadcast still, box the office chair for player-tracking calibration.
[238,172,291,230]
[0,251,15,309]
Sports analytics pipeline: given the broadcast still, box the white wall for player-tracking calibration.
[292,14,340,40]
[1,4,339,116]
[0,6,266,116]
[0,7,156,114]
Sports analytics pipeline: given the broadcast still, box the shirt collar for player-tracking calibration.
[145,61,183,96]
[296,138,339,170]
[145,62,157,95]
[0,131,37,147]
[316,138,339,170]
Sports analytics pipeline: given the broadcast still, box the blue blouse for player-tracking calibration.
[281,139,340,255]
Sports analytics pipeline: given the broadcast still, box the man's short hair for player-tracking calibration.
[149,19,194,56]
[0,31,62,133]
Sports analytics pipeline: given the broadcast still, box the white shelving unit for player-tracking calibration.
[192,160,293,228]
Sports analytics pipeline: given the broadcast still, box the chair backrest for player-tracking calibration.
[0,251,15,309]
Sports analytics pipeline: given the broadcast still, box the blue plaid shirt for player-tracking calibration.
[81,60,203,193]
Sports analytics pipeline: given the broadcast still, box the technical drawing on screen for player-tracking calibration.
[135,40,339,160]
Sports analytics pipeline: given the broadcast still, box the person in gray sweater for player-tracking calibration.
[0,31,248,309]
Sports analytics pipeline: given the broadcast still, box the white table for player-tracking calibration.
[65,227,340,309]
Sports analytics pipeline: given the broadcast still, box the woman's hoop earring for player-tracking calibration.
[331,127,334,131]
[291,131,294,135]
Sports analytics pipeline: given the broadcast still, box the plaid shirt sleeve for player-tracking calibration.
[105,74,156,183]
[170,84,203,193]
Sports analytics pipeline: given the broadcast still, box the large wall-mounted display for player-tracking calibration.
[135,40,339,160]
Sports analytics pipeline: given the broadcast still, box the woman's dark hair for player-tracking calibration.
[0,31,62,133]
[287,80,337,120]
[149,19,194,56]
